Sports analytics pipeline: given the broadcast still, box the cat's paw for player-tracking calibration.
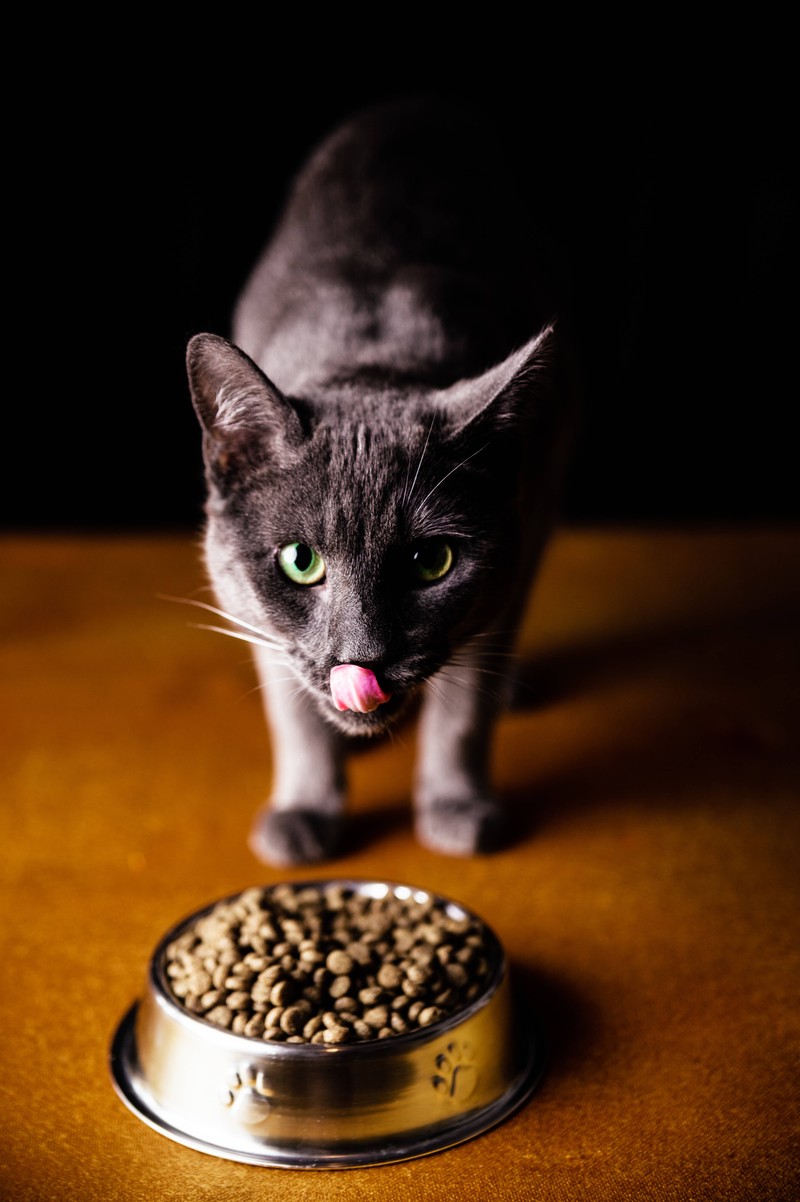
[414,796,508,857]
[248,808,342,867]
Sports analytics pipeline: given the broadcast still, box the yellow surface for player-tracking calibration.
[1,528,798,1200]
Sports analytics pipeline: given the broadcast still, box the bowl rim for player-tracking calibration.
[150,876,508,1057]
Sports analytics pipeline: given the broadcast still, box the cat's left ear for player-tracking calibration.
[186,332,305,481]
[432,322,557,438]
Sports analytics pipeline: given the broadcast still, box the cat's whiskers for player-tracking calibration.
[412,444,488,516]
[424,668,503,710]
[421,674,452,709]
[240,673,313,712]
[158,593,284,652]
[449,656,517,683]
[438,675,508,707]
[452,634,518,664]
[402,413,437,509]
[449,644,516,663]
[188,622,282,652]
[462,627,521,644]
[461,633,522,663]
[418,631,520,708]
[381,720,411,753]
[449,657,515,680]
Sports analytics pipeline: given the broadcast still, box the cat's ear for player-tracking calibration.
[433,322,557,438]
[186,333,305,478]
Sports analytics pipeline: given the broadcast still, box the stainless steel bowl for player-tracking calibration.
[110,879,545,1168]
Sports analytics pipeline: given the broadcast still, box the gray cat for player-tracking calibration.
[186,97,576,867]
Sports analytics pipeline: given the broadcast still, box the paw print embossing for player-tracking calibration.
[432,1041,477,1103]
[221,1064,273,1127]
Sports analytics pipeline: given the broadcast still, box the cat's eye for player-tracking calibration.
[411,538,454,583]
[277,542,326,585]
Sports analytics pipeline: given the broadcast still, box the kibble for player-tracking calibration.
[163,883,495,1045]
[226,990,252,1010]
[326,949,353,975]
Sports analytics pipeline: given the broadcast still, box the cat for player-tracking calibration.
[186,96,577,867]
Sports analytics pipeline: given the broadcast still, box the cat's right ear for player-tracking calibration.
[186,333,305,480]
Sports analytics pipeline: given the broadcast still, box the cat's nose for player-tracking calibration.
[330,664,392,713]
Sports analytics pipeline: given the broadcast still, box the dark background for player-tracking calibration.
[4,43,793,533]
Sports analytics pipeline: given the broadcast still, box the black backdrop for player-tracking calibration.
[5,47,793,533]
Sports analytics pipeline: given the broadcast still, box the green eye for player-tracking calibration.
[277,542,326,585]
[411,538,454,583]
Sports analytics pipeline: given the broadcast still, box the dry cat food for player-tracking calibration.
[164,883,494,1044]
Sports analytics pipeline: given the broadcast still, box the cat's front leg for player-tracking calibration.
[248,644,346,866]
[413,637,515,856]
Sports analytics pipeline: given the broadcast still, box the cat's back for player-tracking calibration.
[256,96,521,276]
[234,97,556,391]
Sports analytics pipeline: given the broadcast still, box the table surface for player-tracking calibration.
[1,527,798,1202]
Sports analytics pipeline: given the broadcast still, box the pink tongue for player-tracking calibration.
[330,664,392,713]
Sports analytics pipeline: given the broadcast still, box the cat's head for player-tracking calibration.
[186,329,557,735]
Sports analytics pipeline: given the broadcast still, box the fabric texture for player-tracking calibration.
[1,529,798,1201]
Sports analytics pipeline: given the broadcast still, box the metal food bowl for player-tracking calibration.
[110,879,546,1169]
